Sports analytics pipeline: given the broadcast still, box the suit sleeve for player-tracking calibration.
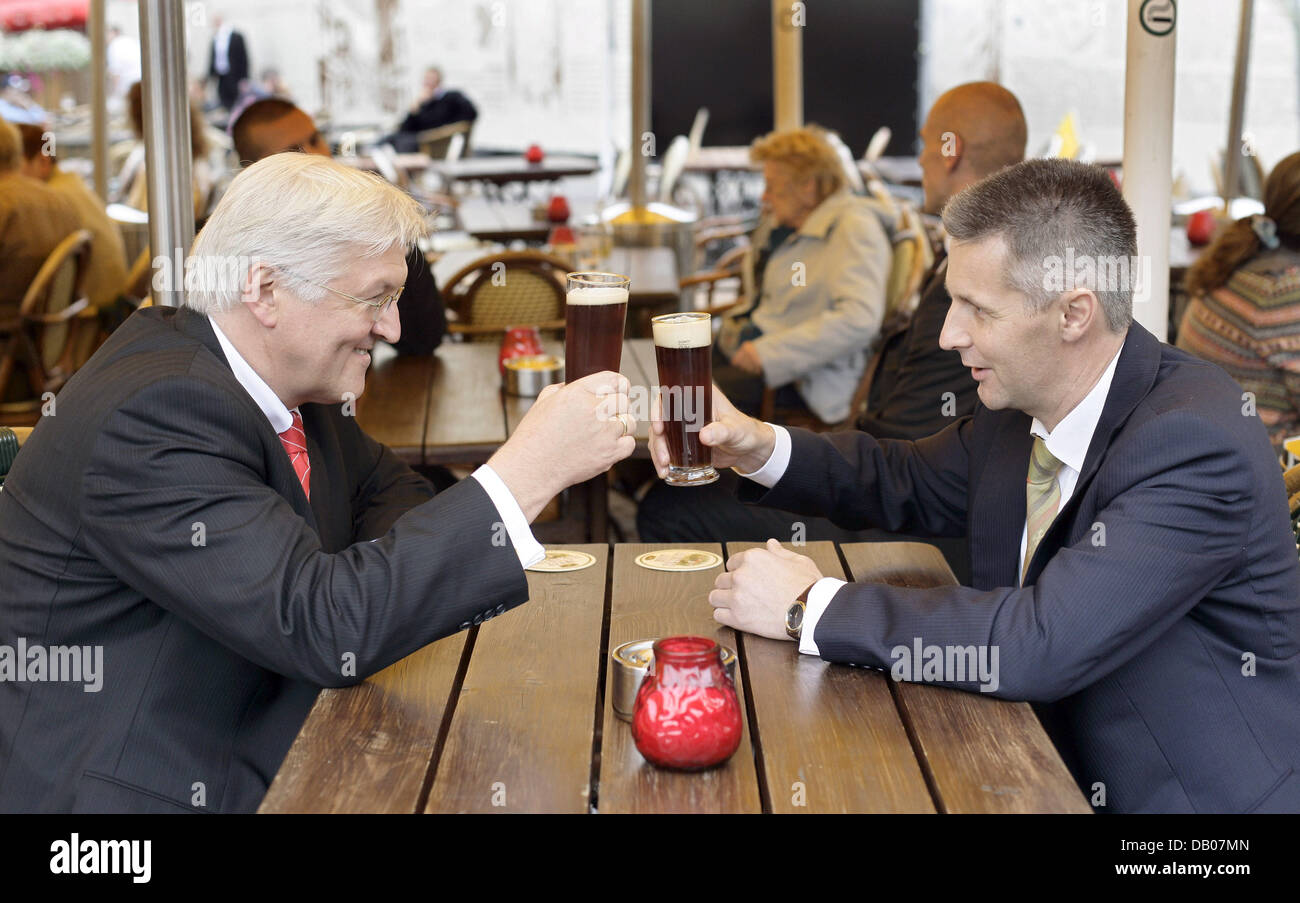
[856,284,978,441]
[337,413,438,541]
[79,375,528,689]
[812,410,1257,702]
[738,420,971,537]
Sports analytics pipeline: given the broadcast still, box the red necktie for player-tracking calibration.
[278,410,311,501]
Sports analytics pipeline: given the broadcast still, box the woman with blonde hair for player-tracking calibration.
[714,124,894,424]
[1177,151,1300,456]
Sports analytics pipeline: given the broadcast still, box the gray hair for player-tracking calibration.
[184,153,427,315]
[941,158,1136,332]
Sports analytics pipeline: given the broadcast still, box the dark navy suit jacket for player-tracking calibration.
[0,307,528,812]
[742,323,1300,812]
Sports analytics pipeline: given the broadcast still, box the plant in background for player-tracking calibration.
[0,28,91,73]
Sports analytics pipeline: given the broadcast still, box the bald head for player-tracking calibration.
[918,82,1027,214]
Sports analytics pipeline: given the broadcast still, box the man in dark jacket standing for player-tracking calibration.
[207,16,250,112]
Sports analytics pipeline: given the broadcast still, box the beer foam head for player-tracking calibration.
[566,286,629,305]
[652,313,711,348]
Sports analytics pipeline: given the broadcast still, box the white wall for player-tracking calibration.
[921,0,1300,193]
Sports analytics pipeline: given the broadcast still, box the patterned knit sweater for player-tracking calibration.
[1176,246,1300,455]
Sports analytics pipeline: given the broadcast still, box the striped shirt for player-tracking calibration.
[1176,246,1300,454]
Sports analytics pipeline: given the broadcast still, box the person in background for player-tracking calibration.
[637,83,1028,587]
[231,97,447,359]
[207,14,250,113]
[17,123,129,313]
[0,119,80,322]
[715,124,893,425]
[1176,150,1300,458]
[387,67,477,154]
[650,158,1300,813]
[119,82,215,222]
[0,152,637,813]
[105,25,141,111]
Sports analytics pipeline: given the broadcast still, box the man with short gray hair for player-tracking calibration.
[650,157,1300,813]
[0,153,636,812]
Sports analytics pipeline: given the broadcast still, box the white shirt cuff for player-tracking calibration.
[733,424,791,488]
[470,465,546,569]
[797,577,846,656]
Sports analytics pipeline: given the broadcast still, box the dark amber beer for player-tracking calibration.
[652,312,718,486]
[565,273,629,381]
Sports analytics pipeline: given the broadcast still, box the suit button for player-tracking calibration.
[495,603,506,615]
[459,621,472,631]
[472,614,483,626]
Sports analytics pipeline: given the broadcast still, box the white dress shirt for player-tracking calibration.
[209,317,545,568]
[213,25,233,75]
[737,346,1123,656]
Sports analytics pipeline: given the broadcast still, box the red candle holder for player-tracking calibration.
[631,635,742,771]
[499,326,544,375]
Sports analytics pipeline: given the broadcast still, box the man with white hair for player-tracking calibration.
[0,153,636,813]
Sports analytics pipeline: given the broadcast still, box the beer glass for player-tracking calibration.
[565,272,629,381]
[652,312,718,486]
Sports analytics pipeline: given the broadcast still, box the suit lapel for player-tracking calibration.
[1021,323,1164,585]
[163,307,321,533]
[971,410,1034,590]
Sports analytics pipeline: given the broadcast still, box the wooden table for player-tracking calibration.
[428,155,599,188]
[259,541,1090,813]
[356,338,658,541]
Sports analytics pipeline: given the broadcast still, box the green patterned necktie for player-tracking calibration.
[1023,437,1065,584]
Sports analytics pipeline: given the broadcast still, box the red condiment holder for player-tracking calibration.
[498,325,544,376]
[631,635,742,770]
[547,194,571,223]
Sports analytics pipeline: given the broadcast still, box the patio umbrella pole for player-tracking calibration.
[139,0,194,306]
[629,0,649,212]
[1222,0,1255,212]
[1120,0,1177,340]
[772,0,803,131]
[89,0,107,202]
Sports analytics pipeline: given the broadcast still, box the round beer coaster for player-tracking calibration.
[634,549,723,572]
[526,549,598,573]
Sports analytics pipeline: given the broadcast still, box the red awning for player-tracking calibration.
[0,0,88,32]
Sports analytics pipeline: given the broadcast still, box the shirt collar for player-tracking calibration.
[1029,346,1123,474]
[208,315,296,435]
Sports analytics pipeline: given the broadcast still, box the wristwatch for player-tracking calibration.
[785,582,817,641]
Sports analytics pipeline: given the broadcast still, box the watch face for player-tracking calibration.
[786,602,804,632]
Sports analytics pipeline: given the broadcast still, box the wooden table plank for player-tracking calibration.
[839,542,1092,814]
[424,545,608,813]
[356,345,433,464]
[598,543,761,813]
[725,542,935,813]
[424,343,509,464]
[257,633,469,813]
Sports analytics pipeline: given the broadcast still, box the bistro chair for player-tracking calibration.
[416,120,474,161]
[0,425,32,488]
[439,250,573,342]
[1285,463,1300,558]
[0,230,94,427]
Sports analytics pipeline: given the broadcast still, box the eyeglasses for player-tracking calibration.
[276,267,405,322]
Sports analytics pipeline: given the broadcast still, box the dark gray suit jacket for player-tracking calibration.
[741,323,1300,812]
[0,307,528,813]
